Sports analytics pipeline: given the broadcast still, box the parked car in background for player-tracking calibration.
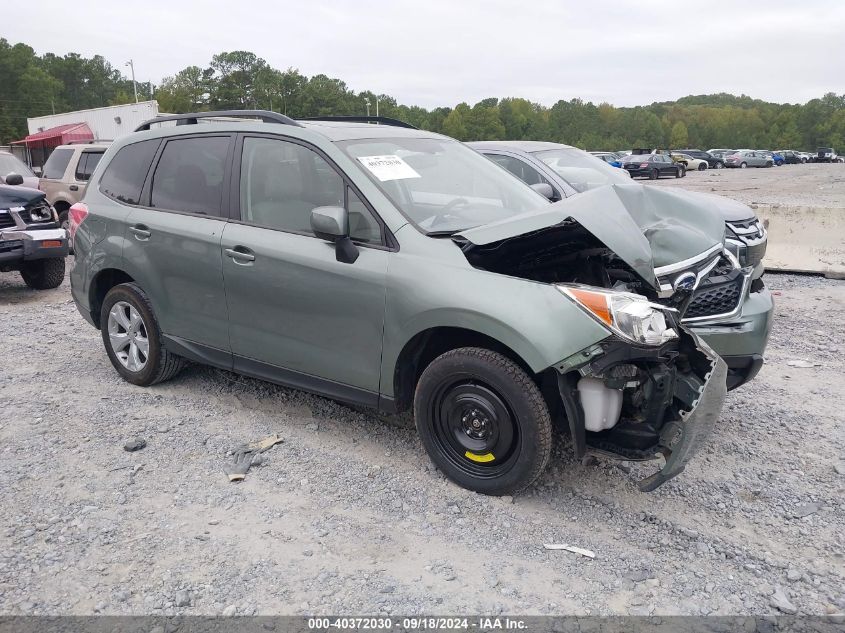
[798,152,813,163]
[676,149,724,169]
[724,150,772,168]
[621,153,685,178]
[814,147,840,163]
[39,142,110,238]
[470,140,772,392]
[71,111,733,495]
[615,150,631,158]
[671,152,708,171]
[776,150,804,164]
[0,151,39,189]
[756,150,784,166]
[0,179,68,289]
[589,151,622,167]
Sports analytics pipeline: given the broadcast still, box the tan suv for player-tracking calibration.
[39,142,111,240]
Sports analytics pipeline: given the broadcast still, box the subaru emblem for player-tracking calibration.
[673,272,697,292]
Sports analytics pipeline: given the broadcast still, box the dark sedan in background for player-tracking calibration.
[621,153,685,179]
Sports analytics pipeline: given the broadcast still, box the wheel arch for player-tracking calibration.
[389,326,540,414]
[52,198,72,213]
[88,268,136,328]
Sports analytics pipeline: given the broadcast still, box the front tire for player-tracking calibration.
[414,347,552,496]
[698,162,707,171]
[100,283,185,386]
[675,166,684,178]
[740,162,748,168]
[649,169,659,180]
[715,161,723,169]
[20,258,65,290]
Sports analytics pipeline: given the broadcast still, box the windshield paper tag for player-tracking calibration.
[357,155,421,182]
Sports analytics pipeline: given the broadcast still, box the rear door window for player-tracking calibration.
[75,151,105,181]
[42,148,74,179]
[150,136,230,216]
[99,140,160,205]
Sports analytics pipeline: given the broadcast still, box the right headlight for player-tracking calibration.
[557,285,678,346]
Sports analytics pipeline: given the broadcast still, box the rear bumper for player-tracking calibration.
[623,168,651,177]
[0,228,68,265]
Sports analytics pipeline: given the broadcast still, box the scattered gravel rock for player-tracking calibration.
[793,502,821,518]
[770,587,798,614]
[123,437,146,452]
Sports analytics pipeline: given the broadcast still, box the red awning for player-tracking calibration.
[12,122,94,145]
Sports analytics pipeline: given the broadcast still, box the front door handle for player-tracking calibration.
[225,247,255,264]
[69,184,79,191]
[129,225,151,240]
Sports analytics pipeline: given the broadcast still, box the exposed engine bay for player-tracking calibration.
[454,218,728,490]
[453,219,694,313]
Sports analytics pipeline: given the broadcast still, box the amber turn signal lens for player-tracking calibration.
[565,288,613,326]
[41,240,63,248]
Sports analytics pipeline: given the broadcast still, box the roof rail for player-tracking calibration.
[298,116,418,130]
[66,139,113,145]
[134,110,303,132]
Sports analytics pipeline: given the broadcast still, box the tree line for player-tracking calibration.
[2,40,844,152]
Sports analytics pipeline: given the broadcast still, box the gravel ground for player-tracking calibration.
[1,269,843,617]
[645,162,845,207]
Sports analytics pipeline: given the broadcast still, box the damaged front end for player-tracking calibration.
[452,184,731,490]
[555,322,727,491]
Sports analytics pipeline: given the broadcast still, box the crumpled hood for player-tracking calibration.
[665,188,757,222]
[0,184,45,209]
[456,184,725,289]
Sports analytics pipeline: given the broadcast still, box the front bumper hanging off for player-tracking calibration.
[637,345,727,491]
[556,328,728,491]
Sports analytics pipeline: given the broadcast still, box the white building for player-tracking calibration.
[26,100,163,140]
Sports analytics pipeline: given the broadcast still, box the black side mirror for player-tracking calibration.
[530,182,556,201]
[4,172,24,186]
[311,205,359,264]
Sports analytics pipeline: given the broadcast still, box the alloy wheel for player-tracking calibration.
[107,301,149,371]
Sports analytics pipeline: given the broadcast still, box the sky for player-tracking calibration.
[4,0,844,109]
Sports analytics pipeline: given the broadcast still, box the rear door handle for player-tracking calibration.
[129,225,151,240]
[225,247,255,264]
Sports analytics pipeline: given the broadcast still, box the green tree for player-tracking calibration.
[670,121,689,148]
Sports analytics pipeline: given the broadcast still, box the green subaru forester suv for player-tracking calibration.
[70,111,729,495]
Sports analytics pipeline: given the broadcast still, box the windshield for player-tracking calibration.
[534,148,631,193]
[338,138,547,234]
[0,153,35,177]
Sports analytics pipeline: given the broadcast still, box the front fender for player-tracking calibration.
[379,245,612,399]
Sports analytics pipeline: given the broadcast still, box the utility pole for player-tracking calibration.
[364,97,371,117]
[125,59,139,103]
[375,95,379,118]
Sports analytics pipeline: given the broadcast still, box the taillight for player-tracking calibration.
[68,202,89,240]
